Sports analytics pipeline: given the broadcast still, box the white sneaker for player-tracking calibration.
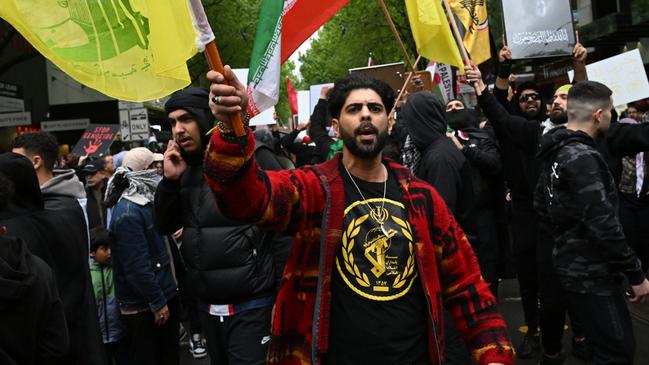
[189,333,207,359]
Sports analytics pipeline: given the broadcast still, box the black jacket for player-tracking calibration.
[459,128,503,208]
[0,153,105,365]
[308,98,333,162]
[0,236,69,365]
[477,88,542,203]
[85,183,107,229]
[534,127,645,295]
[402,92,478,246]
[280,129,317,167]
[156,87,282,304]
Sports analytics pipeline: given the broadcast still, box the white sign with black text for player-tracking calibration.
[0,111,31,127]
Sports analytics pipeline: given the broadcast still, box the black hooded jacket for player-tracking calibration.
[402,92,478,245]
[477,87,544,203]
[0,153,105,365]
[155,87,280,304]
[534,127,645,295]
[0,235,69,365]
[447,109,503,208]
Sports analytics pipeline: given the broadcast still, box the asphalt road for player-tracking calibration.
[180,278,649,364]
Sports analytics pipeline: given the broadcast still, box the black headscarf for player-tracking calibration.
[0,153,43,219]
[401,92,448,150]
[164,87,216,164]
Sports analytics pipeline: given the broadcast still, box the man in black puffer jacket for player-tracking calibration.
[154,87,286,365]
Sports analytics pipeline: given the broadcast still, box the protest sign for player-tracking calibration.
[349,62,406,93]
[72,124,120,157]
[309,83,334,115]
[502,0,575,59]
[568,49,649,107]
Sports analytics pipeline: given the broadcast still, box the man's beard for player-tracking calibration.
[550,110,568,125]
[339,121,388,159]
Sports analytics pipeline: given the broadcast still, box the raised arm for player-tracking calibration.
[308,87,334,161]
[201,67,323,235]
[466,65,540,153]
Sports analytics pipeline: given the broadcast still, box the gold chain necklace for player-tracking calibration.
[343,163,390,237]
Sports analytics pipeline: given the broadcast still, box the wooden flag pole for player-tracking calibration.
[377,0,416,72]
[204,41,246,136]
[389,55,422,123]
[441,0,481,96]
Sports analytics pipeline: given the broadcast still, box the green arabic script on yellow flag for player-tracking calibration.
[0,0,198,101]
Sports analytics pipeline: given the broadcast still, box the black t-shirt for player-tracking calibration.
[326,163,428,365]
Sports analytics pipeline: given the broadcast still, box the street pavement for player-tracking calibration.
[180,278,649,364]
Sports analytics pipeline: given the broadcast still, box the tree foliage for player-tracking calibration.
[299,0,417,87]
[187,0,261,87]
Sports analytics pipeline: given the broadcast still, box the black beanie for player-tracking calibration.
[164,87,216,138]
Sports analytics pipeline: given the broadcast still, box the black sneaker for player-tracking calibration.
[538,352,566,365]
[571,337,592,361]
[189,333,208,359]
[517,332,540,359]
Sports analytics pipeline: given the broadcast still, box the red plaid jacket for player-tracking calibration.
[204,130,514,365]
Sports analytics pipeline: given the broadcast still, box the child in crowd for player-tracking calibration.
[89,227,127,365]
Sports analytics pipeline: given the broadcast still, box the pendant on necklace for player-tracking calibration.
[380,224,389,237]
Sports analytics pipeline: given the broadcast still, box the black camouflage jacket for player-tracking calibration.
[535,127,645,295]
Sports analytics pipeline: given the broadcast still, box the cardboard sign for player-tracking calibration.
[349,62,406,93]
[72,124,120,157]
[502,0,575,59]
[568,49,649,107]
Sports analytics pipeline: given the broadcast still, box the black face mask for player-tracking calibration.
[445,109,476,131]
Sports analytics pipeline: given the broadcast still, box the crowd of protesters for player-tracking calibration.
[1,41,649,365]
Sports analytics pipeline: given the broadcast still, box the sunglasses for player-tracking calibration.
[519,93,541,103]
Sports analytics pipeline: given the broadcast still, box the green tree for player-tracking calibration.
[187,0,261,87]
[276,60,302,127]
[299,0,417,86]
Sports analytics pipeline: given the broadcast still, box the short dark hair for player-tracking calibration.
[567,81,613,122]
[89,226,111,252]
[327,75,395,119]
[11,132,59,171]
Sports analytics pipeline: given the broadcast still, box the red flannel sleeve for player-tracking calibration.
[202,129,317,235]
[431,189,514,365]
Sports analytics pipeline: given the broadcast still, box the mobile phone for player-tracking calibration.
[625,287,636,298]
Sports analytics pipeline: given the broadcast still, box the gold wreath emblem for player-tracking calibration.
[341,215,371,287]
[391,216,415,288]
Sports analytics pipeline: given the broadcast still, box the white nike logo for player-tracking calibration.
[261,335,270,345]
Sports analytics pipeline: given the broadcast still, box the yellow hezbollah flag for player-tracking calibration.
[405,0,464,73]
[449,0,491,65]
[0,0,198,101]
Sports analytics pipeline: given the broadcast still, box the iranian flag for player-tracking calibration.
[248,0,349,116]
[247,0,285,116]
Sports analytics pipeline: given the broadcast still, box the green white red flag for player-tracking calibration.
[248,0,349,116]
[247,0,285,116]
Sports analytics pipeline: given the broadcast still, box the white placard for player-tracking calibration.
[41,118,90,132]
[297,91,310,126]
[0,111,31,127]
[309,83,334,115]
[568,49,649,106]
[0,96,24,113]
